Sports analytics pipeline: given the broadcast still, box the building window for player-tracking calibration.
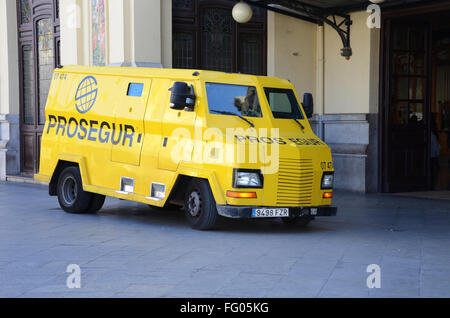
[22,45,35,125]
[37,18,54,125]
[201,7,233,72]
[20,0,32,24]
[173,33,194,69]
[173,0,194,10]
[92,0,106,66]
[172,0,267,75]
[56,0,60,19]
[240,33,263,76]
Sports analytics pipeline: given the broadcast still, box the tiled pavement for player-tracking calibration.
[0,181,449,298]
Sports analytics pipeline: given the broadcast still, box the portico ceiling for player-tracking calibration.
[248,0,431,14]
[244,0,432,58]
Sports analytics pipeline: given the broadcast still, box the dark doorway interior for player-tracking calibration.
[384,18,431,192]
[431,16,450,190]
[381,8,450,192]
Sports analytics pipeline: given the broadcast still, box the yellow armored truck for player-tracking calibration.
[36,66,336,230]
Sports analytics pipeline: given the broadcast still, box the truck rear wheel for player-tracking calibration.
[57,167,93,214]
[184,179,218,230]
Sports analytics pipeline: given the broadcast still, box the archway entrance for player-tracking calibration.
[17,0,60,175]
[381,3,450,193]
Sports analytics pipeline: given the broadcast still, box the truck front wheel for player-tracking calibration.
[57,167,93,214]
[184,179,218,230]
[86,194,106,213]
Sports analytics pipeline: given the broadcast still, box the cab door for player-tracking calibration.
[111,78,152,166]
[158,80,198,171]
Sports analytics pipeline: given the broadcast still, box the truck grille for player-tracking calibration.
[276,158,313,206]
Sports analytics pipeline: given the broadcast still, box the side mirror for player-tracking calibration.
[169,82,196,111]
[302,93,314,119]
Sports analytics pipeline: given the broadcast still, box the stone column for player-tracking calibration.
[0,0,20,180]
[108,0,172,68]
[60,0,90,65]
[0,115,8,181]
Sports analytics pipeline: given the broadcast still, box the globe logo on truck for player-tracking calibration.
[75,76,98,114]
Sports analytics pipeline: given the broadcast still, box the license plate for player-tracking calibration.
[252,208,289,218]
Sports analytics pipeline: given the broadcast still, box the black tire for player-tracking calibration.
[281,216,312,227]
[149,204,181,211]
[86,194,106,213]
[57,167,93,214]
[184,179,218,230]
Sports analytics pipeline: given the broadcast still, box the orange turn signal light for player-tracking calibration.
[227,191,257,199]
[323,192,333,199]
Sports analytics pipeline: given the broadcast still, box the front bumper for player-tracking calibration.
[216,205,337,219]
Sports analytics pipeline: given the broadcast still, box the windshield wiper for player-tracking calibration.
[211,110,255,128]
[294,119,305,131]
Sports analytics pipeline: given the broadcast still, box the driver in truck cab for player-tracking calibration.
[35,66,337,230]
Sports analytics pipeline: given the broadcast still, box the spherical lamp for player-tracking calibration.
[232,1,253,24]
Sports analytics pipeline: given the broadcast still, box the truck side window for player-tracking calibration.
[127,83,144,97]
[264,88,304,120]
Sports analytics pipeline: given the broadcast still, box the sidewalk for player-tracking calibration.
[0,181,449,298]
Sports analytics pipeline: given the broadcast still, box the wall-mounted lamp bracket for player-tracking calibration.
[245,0,353,59]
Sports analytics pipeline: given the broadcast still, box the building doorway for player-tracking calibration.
[381,3,450,192]
[17,0,60,176]
[172,0,267,75]
[431,15,450,190]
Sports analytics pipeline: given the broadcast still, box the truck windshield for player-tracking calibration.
[205,83,262,118]
[264,88,304,120]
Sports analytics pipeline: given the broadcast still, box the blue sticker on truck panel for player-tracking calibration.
[127,83,144,97]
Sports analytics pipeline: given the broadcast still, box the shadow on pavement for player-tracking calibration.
[89,199,333,235]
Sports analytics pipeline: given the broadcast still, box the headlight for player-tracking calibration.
[233,169,263,188]
[321,172,334,190]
